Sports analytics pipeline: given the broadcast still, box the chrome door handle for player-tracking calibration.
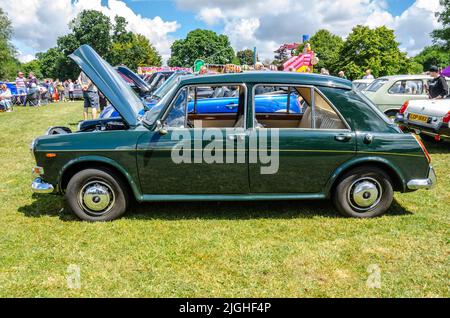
[335,133,353,142]
[226,103,239,109]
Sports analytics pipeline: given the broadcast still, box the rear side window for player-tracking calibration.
[388,80,424,95]
[366,79,388,92]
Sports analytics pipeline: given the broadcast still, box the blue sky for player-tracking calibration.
[4,0,441,63]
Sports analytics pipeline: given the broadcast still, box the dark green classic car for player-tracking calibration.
[31,45,436,221]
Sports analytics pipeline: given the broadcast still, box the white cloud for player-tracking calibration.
[197,8,224,26]
[178,0,442,60]
[2,0,180,62]
[17,52,35,63]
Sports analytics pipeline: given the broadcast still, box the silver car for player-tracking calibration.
[362,75,437,117]
[395,98,450,141]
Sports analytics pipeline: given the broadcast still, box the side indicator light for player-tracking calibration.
[412,134,431,163]
[46,153,57,158]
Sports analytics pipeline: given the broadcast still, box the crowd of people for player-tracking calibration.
[0,71,80,112]
[0,70,105,120]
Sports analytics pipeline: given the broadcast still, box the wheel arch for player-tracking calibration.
[59,156,141,201]
[325,157,406,197]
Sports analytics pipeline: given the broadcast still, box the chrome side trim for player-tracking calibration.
[32,177,55,194]
[407,166,437,190]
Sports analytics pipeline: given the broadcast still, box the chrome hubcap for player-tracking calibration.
[78,181,115,216]
[348,177,382,212]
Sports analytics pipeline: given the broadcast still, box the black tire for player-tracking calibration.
[65,168,129,221]
[332,166,393,218]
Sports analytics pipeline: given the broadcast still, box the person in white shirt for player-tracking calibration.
[0,84,13,112]
[363,69,375,80]
[68,79,75,102]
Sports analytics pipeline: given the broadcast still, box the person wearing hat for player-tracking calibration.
[428,66,448,99]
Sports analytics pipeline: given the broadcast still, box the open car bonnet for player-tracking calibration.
[69,45,142,127]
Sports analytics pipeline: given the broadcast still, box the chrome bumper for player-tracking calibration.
[32,177,54,194]
[407,166,437,190]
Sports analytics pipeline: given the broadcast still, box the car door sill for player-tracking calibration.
[139,193,326,202]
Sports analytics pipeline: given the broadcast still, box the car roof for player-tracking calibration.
[178,71,353,90]
[376,74,432,81]
[353,79,374,84]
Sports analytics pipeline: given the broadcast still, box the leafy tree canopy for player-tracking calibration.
[168,29,235,67]
[0,8,19,80]
[236,49,254,65]
[336,25,413,80]
[413,45,450,71]
[34,10,162,80]
[432,0,450,49]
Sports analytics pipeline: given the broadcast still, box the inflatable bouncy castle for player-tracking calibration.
[283,45,318,73]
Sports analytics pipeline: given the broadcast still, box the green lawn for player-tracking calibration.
[0,102,448,297]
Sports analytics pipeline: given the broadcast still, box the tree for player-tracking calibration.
[336,25,413,80]
[68,10,112,57]
[236,49,254,65]
[432,0,450,49]
[36,48,65,79]
[0,8,19,80]
[22,59,43,79]
[413,45,450,71]
[109,33,162,70]
[296,29,344,74]
[112,15,133,43]
[168,29,235,67]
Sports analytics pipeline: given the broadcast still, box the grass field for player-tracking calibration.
[0,102,448,297]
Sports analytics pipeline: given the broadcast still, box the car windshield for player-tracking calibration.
[153,73,183,99]
[366,79,388,92]
[144,82,179,125]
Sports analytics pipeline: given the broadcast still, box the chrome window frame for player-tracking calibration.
[160,83,248,130]
[251,83,352,131]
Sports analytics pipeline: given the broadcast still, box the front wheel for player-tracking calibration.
[332,166,393,218]
[65,168,129,221]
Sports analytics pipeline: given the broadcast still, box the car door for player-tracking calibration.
[136,85,250,195]
[248,85,356,194]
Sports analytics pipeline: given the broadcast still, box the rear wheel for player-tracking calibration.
[333,166,393,218]
[65,168,129,221]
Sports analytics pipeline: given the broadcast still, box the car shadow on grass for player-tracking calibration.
[422,139,450,155]
[18,195,412,221]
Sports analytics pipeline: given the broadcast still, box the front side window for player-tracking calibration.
[165,87,188,128]
[388,80,424,95]
[163,84,246,129]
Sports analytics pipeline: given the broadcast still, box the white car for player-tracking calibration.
[395,98,450,141]
[363,75,450,117]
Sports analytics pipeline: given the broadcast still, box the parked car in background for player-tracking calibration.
[353,79,374,92]
[395,98,450,141]
[31,45,436,222]
[362,75,448,117]
[145,71,175,93]
[100,69,191,118]
[116,65,152,98]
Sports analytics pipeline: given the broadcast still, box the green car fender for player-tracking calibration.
[325,156,407,196]
[58,155,142,200]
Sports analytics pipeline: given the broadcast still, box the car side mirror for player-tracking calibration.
[155,120,168,135]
